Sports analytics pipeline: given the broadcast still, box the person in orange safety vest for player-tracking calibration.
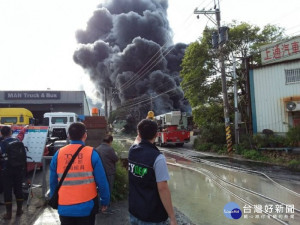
[50,122,110,225]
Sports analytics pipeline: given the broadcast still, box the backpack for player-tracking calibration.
[5,140,27,168]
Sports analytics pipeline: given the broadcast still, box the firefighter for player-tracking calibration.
[146,111,155,120]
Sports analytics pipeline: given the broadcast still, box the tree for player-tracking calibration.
[181,21,286,145]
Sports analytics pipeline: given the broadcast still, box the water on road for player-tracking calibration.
[168,159,300,225]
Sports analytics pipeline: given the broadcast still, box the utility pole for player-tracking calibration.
[104,88,108,118]
[233,57,239,146]
[109,87,113,119]
[150,93,153,111]
[243,57,252,135]
[194,0,233,152]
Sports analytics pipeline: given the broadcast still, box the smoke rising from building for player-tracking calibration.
[73,0,190,117]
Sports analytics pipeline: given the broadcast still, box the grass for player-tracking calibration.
[241,149,269,161]
[287,159,300,170]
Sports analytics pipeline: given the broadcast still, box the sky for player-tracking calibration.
[0,0,299,102]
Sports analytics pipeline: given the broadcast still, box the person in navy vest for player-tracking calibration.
[128,119,177,225]
[0,125,28,220]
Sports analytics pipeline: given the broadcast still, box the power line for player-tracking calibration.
[117,77,199,112]
[119,86,178,109]
[266,6,300,27]
[118,86,182,110]
[118,41,170,90]
[121,75,199,108]
[119,46,172,92]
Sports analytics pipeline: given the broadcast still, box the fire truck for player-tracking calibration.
[155,111,192,147]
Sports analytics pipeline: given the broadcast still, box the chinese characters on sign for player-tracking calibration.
[261,36,300,65]
[243,204,295,220]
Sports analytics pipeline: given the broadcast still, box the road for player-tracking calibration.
[160,145,300,225]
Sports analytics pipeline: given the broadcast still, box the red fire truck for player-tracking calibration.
[155,111,192,147]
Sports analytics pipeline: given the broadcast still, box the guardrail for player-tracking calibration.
[258,147,293,153]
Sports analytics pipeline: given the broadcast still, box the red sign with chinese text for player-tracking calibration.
[261,36,300,65]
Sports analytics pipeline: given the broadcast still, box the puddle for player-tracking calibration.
[168,164,300,225]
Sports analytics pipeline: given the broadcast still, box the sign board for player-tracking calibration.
[11,126,48,163]
[261,36,300,65]
[5,91,61,100]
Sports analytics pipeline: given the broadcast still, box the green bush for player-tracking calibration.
[200,123,226,145]
[194,134,233,154]
[193,136,201,149]
[195,142,213,151]
[252,134,265,148]
[112,141,126,153]
[211,144,220,152]
[217,145,227,154]
[286,126,300,147]
[235,145,249,155]
[111,161,128,201]
[193,137,210,151]
[110,141,129,202]
[238,134,255,150]
[268,135,286,147]
[252,134,287,148]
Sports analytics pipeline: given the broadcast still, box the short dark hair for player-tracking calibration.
[137,119,158,140]
[68,122,86,141]
[1,126,12,137]
[103,135,113,143]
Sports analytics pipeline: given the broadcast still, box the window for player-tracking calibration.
[70,117,74,122]
[285,68,300,84]
[1,117,18,124]
[51,117,68,124]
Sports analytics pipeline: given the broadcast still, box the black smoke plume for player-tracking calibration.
[73,0,190,120]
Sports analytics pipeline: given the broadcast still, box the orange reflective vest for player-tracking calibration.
[57,144,97,205]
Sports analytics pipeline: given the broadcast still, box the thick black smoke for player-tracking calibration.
[73,0,190,118]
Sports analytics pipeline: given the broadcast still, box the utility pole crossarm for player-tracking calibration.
[194,9,216,14]
[194,8,217,25]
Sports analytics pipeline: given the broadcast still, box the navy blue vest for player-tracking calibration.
[128,140,168,222]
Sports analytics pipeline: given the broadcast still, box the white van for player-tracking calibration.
[43,112,79,139]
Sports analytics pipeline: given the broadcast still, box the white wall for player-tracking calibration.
[252,60,300,133]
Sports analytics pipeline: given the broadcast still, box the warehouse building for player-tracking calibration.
[0,90,90,124]
[250,36,300,134]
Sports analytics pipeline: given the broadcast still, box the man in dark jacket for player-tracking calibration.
[0,134,3,195]
[96,135,119,198]
[128,119,177,225]
[0,125,28,220]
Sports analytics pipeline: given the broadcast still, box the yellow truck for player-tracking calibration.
[0,108,35,125]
